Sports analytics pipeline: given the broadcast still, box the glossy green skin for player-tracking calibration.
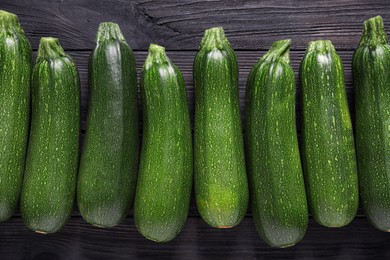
[0,12,31,222]
[21,39,80,234]
[301,40,358,227]
[194,28,248,228]
[134,46,193,242]
[77,23,139,228]
[245,40,308,248]
[353,17,390,232]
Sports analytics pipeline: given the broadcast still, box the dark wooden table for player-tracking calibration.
[1,0,390,259]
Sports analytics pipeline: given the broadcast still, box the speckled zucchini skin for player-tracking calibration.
[21,38,80,234]
[0,10,31,222]
[300,40,358,227]
[194,27,248,228]
[134,44,193,242]
[245,39,308,247]
[353,16,390,232]
[77,22,139,228]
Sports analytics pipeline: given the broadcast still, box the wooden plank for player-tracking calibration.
[2,0,389,50]
[0,1,388,259]
[61,50,355,130]
[0,217,388,260]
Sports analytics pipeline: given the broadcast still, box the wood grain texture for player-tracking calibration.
[1,1,389,258]
[0,217,389,260]
[1,0,389,50]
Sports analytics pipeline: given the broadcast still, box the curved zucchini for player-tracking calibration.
[245,39,308,247]
[300,40,359,227]
[20,37,80,234]
[0,10,31,222]
[134,44,193,242]
[77,22,139,228]
[194,27,248,228]
[353,16,390,232]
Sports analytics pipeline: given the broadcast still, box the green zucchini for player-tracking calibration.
[194,27,248,228]
[134,44,192,242]
[245,39,308,247]
[353,16,390,232]
[300,40,358,227]
[20,37,80,234]
[77,22,139,228]
[0,10,31,222]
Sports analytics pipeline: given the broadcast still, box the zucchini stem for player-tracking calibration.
[261,39,291,64]
[37,37,67,62]
[359,16,388,47]
[0,10,23,34]
[307,40,336,53]
[144,43,171,70]
[199,27,230,51]
[96,22,125,43]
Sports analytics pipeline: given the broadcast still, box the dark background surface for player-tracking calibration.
[1,0,390,259]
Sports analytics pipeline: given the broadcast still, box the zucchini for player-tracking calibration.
[77,22,139,228]
[353,16,390,232]
[134,44,192,242]
[0,10,31,222]
[194,27,248,228]
[20,37,80,234]
[245,39,308,247]
[300,40,359,227]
